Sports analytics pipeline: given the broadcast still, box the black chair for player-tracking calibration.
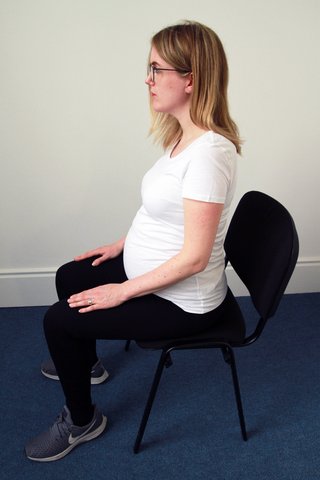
[127,190,299,453]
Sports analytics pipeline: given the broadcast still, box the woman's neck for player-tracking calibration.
[170,123,208,157]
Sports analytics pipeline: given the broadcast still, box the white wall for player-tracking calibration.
[1,0,319,306]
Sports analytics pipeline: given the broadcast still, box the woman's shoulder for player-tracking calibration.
[199,131,236,152]
[187,132,237,165]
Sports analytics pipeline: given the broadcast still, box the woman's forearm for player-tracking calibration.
[120,249,206,301]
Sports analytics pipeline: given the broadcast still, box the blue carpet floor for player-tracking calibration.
[0,292,320,480]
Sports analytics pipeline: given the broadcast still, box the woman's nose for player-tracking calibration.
[145,72,154,85]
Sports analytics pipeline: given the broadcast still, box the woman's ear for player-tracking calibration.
[185,73,193,94]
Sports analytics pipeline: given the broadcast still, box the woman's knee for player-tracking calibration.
[55,260,87,299]
[55,261,76,294]
[56,258,101,299]
[43,301,69,337]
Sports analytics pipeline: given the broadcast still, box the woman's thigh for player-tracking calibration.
[56,254,127,300]
[44,293,219,343]
[48,254,236,343]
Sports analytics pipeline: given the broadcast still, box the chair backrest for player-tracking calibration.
[224,191,299,321]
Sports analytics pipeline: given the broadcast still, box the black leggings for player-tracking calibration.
[44,253,231,425]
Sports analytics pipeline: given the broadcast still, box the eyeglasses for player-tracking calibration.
[147,64,190,83]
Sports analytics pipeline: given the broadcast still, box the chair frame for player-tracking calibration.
[126,191,299,453]
[131,341,246,454]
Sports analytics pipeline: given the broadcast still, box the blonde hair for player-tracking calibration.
[149,21,242,154]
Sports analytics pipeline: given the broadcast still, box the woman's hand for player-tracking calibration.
[74,237,126,266]
[68,284,127,313]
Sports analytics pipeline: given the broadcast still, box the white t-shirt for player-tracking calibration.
[123,131,238,314]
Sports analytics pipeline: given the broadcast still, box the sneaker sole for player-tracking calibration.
[90,369,109,385]
[26,415,107,462]
[41,369,109,385]
[40,370,59,381]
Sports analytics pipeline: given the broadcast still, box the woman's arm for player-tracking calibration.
[68,199,223,312]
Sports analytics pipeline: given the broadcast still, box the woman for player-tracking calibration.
[25,20,241,462]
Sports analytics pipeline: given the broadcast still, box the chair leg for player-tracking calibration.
[165,352,173,368]
[133,350,168,453]
[226,347,248,441]
[221,346,231,364]
[125,340,131,351]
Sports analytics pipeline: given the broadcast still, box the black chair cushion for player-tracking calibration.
[136,288,245,350]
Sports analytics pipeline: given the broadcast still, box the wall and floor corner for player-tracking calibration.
[0,260,319,307]
[1,0,319,308]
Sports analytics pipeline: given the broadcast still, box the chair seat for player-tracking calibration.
[136,289,246,350]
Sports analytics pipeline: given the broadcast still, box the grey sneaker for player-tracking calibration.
[41,358,109,385]
[25,405,107,462]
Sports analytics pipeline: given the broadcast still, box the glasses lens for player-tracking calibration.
[148,64,156,82]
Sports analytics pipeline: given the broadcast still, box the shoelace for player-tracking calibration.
[51,410,72,439]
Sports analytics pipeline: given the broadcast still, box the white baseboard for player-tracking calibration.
[0,258,319,307]
[0,268,57,307]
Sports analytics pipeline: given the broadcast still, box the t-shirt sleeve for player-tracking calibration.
[182,144,232,203]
